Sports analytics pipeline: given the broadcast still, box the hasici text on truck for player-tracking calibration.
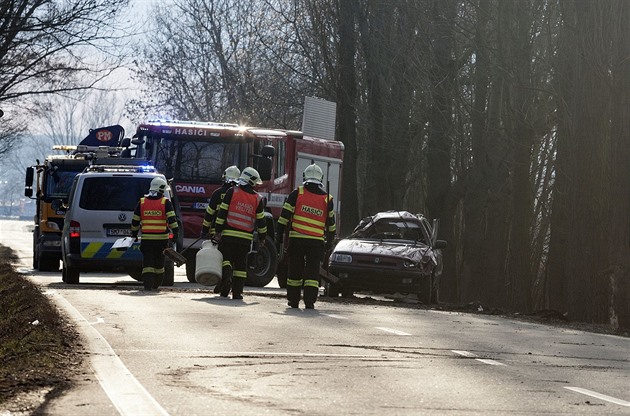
[130,120,344,286]
[24,125,128,272]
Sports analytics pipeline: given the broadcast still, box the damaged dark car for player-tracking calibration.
[325,211,447,304]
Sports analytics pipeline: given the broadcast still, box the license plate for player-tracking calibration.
[107,228,132,236]
[192,202,209,209]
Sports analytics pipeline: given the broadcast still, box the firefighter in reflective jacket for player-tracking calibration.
[131,177,179,291]
[201,166,240,293]
[276,164,336,309]
[214,167,267,299]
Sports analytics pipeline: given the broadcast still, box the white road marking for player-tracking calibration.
[375,327,412,336]
[90,316,105,325]
[564,387,630,407]
[452,350,506,366]
[46,291,170,416]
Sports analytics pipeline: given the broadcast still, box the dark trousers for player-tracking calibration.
[287,240,324,306]
[218,239,249,297]
[140,239,168,290]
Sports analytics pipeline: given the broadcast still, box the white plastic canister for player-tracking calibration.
[195,240,223,286]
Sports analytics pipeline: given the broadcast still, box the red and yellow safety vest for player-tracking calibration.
[140,197,168,240]
[226,187,261,232]
[290,186,329,240]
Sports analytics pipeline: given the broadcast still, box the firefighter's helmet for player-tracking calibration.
[303,164,324,185]
[222,165,240,184]
[239,167,263,187]
[149,177,168,194]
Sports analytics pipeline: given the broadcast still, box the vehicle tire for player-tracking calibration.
[324,282,341,297]
[245,236,277,287]
[185,249,198,283]
[129,269,143,281]
[32,227,39,270]
[341,287,354,298]
[163,259,175,286]
[38,253,59,272]
[62,263,80,284]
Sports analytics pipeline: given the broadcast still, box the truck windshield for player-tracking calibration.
[45,169,83,200]
[153,139,240,182]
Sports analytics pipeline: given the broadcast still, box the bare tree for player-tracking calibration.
[0,0,130,159]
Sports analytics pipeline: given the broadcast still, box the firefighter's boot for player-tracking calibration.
[232,277,245,300]
[143,273,155,291]
[303,286,318,309]
[216,264,232,295]
[286,285,301,308]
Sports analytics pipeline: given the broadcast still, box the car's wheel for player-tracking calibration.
[185,250,197,283]
[324,281,341,297]
[245,236,277,287]
[129,269,143,281]
[163,259,175,286]
[341,287,354,298]
[38,253,59,272]
[62,263,80,284]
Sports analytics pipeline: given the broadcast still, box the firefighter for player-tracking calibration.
[276,164,336,309]
[131,177,179,291]
[214,167,267,299]
[201,166,240,293]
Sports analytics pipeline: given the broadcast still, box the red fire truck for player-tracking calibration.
[130,120,343,286]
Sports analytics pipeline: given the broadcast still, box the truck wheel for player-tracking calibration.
[245,236,277,287]
[38,253,59,272]
[163,259,175,286]
[62,263,80,284]
[32,226,39,269]
[185,250,197,283]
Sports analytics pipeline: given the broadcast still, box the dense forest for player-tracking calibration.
[2,0,630,330]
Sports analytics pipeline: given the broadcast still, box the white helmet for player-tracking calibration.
[238,167,263,186]
[303,164,324,185]
[149,176,168,194]
[222,165,240,184]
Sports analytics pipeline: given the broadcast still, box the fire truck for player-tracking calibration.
[130,120,344,286]
[24,125,129,271]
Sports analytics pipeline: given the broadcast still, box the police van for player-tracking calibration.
[59,159,178,285]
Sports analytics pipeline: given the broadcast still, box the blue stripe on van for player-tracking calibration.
[80,242,142,259]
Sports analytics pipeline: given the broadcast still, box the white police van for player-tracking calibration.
[59,159,177,285]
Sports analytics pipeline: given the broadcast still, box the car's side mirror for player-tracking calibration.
[434,240,447,249]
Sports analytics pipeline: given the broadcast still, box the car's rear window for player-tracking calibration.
[79,176,153,211]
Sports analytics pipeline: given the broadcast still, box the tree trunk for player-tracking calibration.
[336,0,360,235]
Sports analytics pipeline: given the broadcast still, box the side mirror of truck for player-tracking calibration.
[50,199,67,213]
[257,157,272,181]
[261,145,275,157]
[25,167,34,198]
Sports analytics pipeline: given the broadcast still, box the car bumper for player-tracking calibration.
[37,234,62,255]
[329,264,430,294]
[64,253,143,273]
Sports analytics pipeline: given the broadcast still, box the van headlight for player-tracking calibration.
[331,253,352,263]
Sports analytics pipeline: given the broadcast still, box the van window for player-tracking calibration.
[79,177,153,211]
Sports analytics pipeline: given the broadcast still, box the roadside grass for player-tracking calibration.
[0,245,82,412]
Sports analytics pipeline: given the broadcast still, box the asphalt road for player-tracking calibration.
[2,219,630,415]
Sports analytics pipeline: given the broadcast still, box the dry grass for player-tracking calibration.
[0,246,83,413]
